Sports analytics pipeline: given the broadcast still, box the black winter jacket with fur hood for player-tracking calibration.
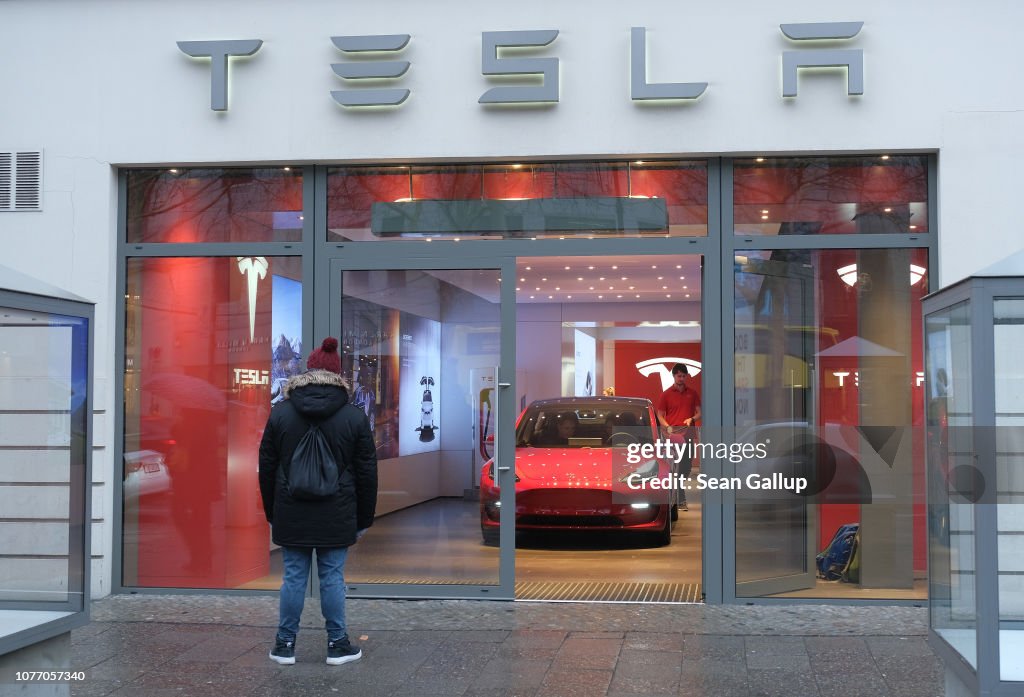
[258,369,378,547]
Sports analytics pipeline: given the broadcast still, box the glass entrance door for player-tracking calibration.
[327,257,516,598]
[733,252,818,596]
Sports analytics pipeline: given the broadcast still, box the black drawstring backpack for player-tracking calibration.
[287,421,340,500]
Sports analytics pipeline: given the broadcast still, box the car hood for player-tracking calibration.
[514,447,632,486]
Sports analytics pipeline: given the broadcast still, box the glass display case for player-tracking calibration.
[924,250,1024,695]
[0,264,92,657]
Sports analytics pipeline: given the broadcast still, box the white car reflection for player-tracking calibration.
[123,449,172,498]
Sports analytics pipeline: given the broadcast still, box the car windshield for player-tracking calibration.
[515,402,653,448]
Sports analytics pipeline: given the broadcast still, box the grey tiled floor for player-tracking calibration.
[68,596,943,696]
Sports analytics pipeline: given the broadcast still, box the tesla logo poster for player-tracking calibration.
[574,329,596,396]
[635,356,703,390]
[399,314,441,454]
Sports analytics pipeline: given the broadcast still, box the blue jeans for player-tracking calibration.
[277,546,349,643]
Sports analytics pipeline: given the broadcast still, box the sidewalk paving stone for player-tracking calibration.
[64,595,943,697]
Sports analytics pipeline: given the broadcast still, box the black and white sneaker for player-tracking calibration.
[269,637,296,665]
[326,637,362,665]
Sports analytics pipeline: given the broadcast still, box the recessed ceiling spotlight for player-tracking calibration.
[541,278,547,281]
[617,294,623,298]
[564,266,571,270]
[589,286,595,290]
[555,287,560,291]
[577,277,583,281]
[676,265,682,269]
[519,278,525,282]
[761,215,769,220]
[884,207,892,213]
[881,155,890,160]
[588,266,595,270]
[685,294,690,298]
[657,276,664,280]
[755,157,765,163]
[525,266,532,271]
[651,265,657,269]
[611,265,618,270]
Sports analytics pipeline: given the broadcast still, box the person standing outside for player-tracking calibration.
[259,337,378,666]
[656,363,701,511]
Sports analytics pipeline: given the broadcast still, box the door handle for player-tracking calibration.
[497,466,511,472]
[498,382,511,388]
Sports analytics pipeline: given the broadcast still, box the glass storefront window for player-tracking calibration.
[122,256,303,589]
[734,155,929,236]
[734,248,929,599]
[995,298,1024,680]
[327,160,708,241]
[126,168,304,243]
[927,300,976,665]
[0,306,88,608]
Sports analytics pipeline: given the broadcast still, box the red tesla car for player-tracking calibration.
[479,397,677,547]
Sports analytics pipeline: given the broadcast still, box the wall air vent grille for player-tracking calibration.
[0,150,42,211]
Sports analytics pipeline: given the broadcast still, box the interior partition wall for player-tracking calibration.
[114,154,935,604]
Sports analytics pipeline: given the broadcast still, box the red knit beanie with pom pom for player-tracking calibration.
[306,337,342,375]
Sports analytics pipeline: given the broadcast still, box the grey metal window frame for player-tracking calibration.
[720,154,938,606]
[112,154,936,606]
[112,166,318,597]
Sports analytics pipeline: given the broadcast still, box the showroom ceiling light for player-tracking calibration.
[837,263,927,286]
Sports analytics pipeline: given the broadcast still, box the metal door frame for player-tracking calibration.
[323,253,518,599]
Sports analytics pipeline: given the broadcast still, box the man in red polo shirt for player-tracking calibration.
[656,363,701,511]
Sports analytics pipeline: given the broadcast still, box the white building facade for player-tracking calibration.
[1,0,1020,604]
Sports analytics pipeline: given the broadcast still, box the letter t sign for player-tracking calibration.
[177,39,263,111]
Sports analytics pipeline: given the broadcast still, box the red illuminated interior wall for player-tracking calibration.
[613,342,703,411]
[135,257,271,588]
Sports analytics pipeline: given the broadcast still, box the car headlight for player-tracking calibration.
[620,458,658,483]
